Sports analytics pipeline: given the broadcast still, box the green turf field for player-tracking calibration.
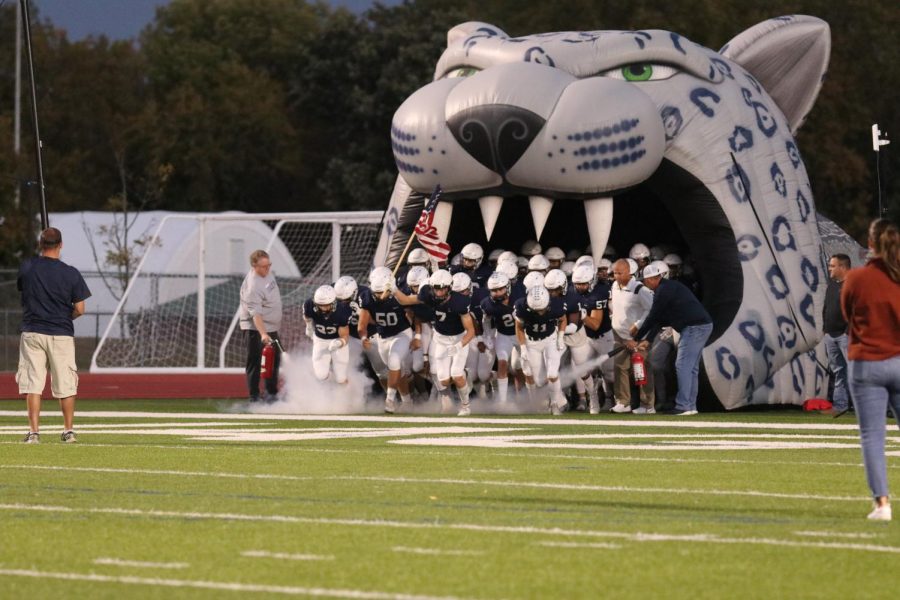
[2,399,899,599]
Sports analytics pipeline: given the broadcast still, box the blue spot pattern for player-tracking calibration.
[771,216,796,251]
[524,47,555,66]
[801,257,819,292]
[777,316,797,349]
[815,363,825,395]
[786,140,801,168]
[391,140,420,157]
[740,88,754,107]
[395,160,424,174]
[745,74,762,94]
[661,106,683,141]
[391,125,423,173]
[766,265,790,300]
[569,120,646,171]
[691,88,721,117]
[710,57,734,79]
[391,125,416,142]
[464,27,503,56]
[568,119,639,142]
[796,189,811,222]
[752,101,778,137]
[790,354,805,395]
[739,320,775,378]
[770,162,787,197]
[716,347,740,380]
[623,30,652,49]
[799,294,816,328]
[726,162,751,203]
[560,32,601,44]
[736,234,761,261]
[670,33,686,54]
[729,126,754,152]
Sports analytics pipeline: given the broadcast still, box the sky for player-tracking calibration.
[31,0,389,41]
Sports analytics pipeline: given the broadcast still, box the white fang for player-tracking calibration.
[584,198,614,264]
[529,196,554,240]
[479,196,503,240]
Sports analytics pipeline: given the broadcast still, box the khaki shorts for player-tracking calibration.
[16,332,79,398]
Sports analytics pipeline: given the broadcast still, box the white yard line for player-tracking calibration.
[536,541,622,550]
[93,558,189,569]
[241,550,335,561]
[0,410,868,430]
[392,547,484,557]
[792,531,880,539]
[0,465,866,502]
[0,569,473,599]
[2,504,897,556]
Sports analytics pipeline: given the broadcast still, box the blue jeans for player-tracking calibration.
[849,356,900,499]
[674,323,713,412]
[824,333,851,411]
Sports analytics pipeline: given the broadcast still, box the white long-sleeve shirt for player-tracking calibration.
[610,278,654,340]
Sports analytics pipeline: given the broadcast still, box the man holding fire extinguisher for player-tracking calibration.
[239,249,283,403]
[609,259,655,414]
[633,262,713,416]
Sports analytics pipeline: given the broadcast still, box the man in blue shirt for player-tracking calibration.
[17,228,92,443]
[634,263,713,415]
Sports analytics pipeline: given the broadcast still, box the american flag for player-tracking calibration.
[413,185,450,261]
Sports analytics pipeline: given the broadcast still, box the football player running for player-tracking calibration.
[394,269,476,416]
[455,272,492,401]
[403,265,435,386]
[481,270,519,404]
[358,267,415,413]
[573,264,615,413]
[303,285,351,384]
[514,285,569,415]
[450,242,492,289]
[334,275,388,390]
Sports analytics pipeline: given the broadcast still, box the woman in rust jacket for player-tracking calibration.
[841,218,900,521]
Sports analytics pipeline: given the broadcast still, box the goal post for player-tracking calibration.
[90,211,383,373]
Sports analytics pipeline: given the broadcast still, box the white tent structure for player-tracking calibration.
[49,211,301,337]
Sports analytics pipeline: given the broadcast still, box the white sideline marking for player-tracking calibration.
[0,422,273,431]
[390,436,862,451]
[392,547,484,557]
[0,410,869,430]
[242,550,334,561]
[537,541,622,550]
[0,568,471,599]
[93,558,189,569]
[0,466,866,502]
[793,531,880,539]
[3,504,899,556]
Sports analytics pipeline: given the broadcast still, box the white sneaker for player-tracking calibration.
[384,397,396,414]
[440,395,454,414]
[457,406,471,417]
[589,397,600,415]
[610,403,632,413]
[632,407,656,415]
[868,504,892,521]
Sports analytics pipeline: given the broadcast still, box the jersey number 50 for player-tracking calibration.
[375,312,399,327]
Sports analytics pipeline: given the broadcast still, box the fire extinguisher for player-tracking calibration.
[631,350,647,386]
[260,342,275,379]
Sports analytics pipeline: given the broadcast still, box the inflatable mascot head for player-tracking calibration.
[377,16,831,409]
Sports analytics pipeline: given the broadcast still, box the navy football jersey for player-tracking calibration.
[359,288,411,338]
[514,296,567,340]
[481,295,517,336]
[510,281,526,302]
[562,288,584,330]
[579,281,612,338]
[303,299,351,340]
[450,263,492,289]
[418,285,470,336]
[469,286,489,324]
[343,285,377,340]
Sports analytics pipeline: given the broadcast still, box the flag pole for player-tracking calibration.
[391,185,442,279]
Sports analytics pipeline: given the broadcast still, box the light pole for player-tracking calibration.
[872,124,891,218]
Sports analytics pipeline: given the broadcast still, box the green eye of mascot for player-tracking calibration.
[377,16,833,410]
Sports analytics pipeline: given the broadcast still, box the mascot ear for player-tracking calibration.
[721,16,830,133]
[447,22,508,48]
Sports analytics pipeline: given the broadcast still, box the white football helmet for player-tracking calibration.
[497,250,518,265]
[333,275,358,302]
[523,271,545,291]
[527,254,550,273]
[544,269,568,295]
[461,243,484,269]
[560,260,575,277]
[451,271,472,293]
[406,265,430,290]
[545,246,565,263]
[408,248,429,265]
[313,285,337,312]
[572,264,596,288]
[575,255,595,270]
[598,258,613,270]
[664,253,683,266]
[429,269,453,299]
[526,285,550,312]
[626,258,639,276]
[497,260,519,282]
[647,260,670,279]
[629,243,651,261]
[369,266,394,294]
[520,240,542,257]
[487,272,511,300]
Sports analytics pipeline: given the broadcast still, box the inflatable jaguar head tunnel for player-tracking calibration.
[375,16,833,410]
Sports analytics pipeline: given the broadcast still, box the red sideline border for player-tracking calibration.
[0,373,247,400]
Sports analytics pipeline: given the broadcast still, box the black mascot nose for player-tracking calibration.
[447,105,545,176]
